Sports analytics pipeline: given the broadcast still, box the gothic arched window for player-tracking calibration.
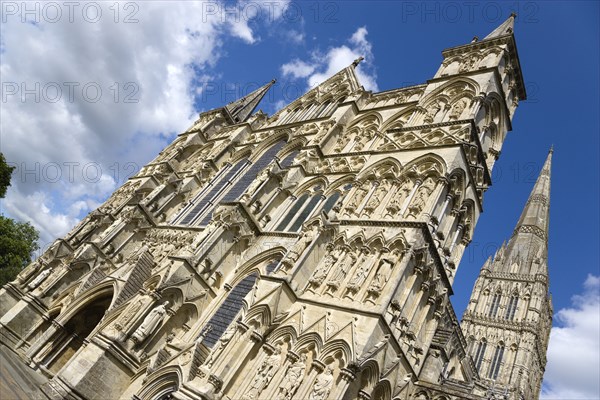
[275,193,310,231]
[488,343,505,380]
[505,293,519,320]
[279,150,299,169]
[176,140,286,226]
[474,339,487,372]
[488,291,501,318]
[200,273,258,348]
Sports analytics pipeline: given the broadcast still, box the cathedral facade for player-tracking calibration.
[0,15,552,400]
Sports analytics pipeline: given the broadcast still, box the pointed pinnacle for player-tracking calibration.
[352,57,365,68]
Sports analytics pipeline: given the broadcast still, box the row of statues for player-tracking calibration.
[344,176,437,219]
[241,348,333,400]
[307,245,403,302]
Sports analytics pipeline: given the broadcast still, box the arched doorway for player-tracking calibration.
[40,294,112,374]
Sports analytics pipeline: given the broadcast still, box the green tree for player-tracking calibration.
[0,152,40,285]
[0,152,15,198]
[0,216,40,285]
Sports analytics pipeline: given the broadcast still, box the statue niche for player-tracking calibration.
[308,366,334,400]
[280,225,319,272]
[242,346,282,400]
[386,178,414,217]
[276,353,307,400]
[366,249,401,302]
[131,301,170,344]
[407,177,436,219]
[307,248,339,291]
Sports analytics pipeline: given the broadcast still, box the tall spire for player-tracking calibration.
[224,79,276,123]
[505,148,552,265]
[483,12,516,40]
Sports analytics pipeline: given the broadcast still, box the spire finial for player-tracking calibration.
[510,11,517,19]
[352,57,365,68]
[549,144,554,154]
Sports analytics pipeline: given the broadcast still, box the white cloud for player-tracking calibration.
[227,0,292,44]
[281,59,316,79]
[541,274,600,399]
[0,1,287,246]
[281,26,378,92]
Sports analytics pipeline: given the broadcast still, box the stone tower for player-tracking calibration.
[461,149,553,400]
[0,15,545,400]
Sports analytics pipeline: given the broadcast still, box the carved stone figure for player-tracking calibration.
[114,290,153,332]
[409,177,436,216]
[424,101,442,123]
[131,301,170,344]
[364,182,388,213]
[277,354,307,400]
[243,347,282,400]
[327,252,355,289]
[368,250,401,293]
[346,264,369,292]
[346,185,368,211]
[308,366,334,400]
[27,268,52,290]
[309,253,338,288]
[449,98,468,120]
[387,180,413,215]
[333,131,351,153]
[242,168,270,201]
[282,225,318,267]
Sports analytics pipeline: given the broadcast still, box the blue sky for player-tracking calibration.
[1,1,598,397]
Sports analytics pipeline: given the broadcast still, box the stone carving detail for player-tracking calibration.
[449,98,468,120]
[386,179,413,216]
[408,177,436,218]
[276,353,307,400]
[326,251,356,292]
[308,251,338,289]
[27,268,52,290]
[367,249,401,300]
[242,347,282,399]
[345,183,369,213]
[281,225,319,271]
[424,102,443,123]
[308,366,334,400]
[131,301,170,344]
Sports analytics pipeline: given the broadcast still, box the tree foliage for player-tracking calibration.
[0,152,40,285]
[0,152,15,198]
[0,216,40,285]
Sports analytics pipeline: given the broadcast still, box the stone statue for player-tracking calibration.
[27,268,52,290]
[277,354,307,400]
[449,98,468,120]
[131,301,170,344]
[327,253,355,289]
[14,259,43,285]
[388,180,413,214]
[242,168,270,201]
[346,264,369,291]
[243,347,282,400]
[368,250,400,293]
[364,182,387,212]
[409,177,436,216]
[425,101,442,123]
[347,185,368,211]
[308,366,334,400]
[309,253,338,287]
[114,292,151,332]
[283,226,318,266]
[333,132,351,153]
